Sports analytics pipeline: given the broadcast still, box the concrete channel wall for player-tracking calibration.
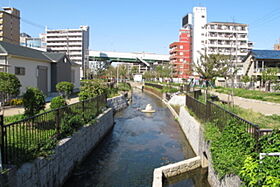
[178,106,241,187]
[143,85,241,187]
[107,94,128,112]
[0,95,129,187]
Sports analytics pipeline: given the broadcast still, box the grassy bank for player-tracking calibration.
[214,87,280,104]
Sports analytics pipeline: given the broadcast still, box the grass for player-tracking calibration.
[217,103,280,129]
[214,87,280,104]
[194,92,280,129]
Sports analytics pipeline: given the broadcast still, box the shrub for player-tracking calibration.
[23,87,45,116]
[210,119,256,178]
[79,79,108,101]
[0,72,21,104]
[240,130,280,186]
[50,96,67,110]
[9,98,23,106]
[56,81,74,99]
[59,114,84,138]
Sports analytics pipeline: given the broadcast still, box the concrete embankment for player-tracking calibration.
[139,85,241,187]
[0,96,128,187]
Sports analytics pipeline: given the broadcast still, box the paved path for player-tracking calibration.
[2,97,80,117]
[209,91,280,116]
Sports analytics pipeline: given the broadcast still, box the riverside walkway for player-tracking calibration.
[210,91,280,116]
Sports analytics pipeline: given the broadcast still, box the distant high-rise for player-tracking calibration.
[46,26,89,78]
[169,25,192,80]
[0,7,20,45]
[192,7,207,66]
[181,7,252,76]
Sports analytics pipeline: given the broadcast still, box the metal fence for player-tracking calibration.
[0,94,107,166]
[185,94,207,121]
[185,94,261,140]
[144,82,163,90]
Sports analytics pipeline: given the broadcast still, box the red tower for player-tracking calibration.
[169,26,192,79]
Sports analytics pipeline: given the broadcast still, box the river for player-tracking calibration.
[63,90,209,187]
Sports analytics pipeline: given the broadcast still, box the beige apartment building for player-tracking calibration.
[0,7,20,45]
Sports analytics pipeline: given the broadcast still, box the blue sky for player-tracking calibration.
[1,0,280,54]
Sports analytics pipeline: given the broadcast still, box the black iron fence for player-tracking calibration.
[185,94,261,140]
[0,94,107,166]
[144,82,163,90]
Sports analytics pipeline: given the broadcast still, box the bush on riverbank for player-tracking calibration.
[205,119,256,178]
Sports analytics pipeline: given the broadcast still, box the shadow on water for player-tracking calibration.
[63,89,209,187]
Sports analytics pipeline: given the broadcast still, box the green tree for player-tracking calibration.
[78,79,108,101]
[50,96,67,109]
[261,68,278,92]
[241,75,250,88]
[194,53,230,101]
[0,72,21,106]
[56,81,74,99]
[23,87,45,116]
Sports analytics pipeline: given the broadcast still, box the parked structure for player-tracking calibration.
[46,26,89,78]
[0,7,20,45]
[0,41,80,94]
[243,49,280,78]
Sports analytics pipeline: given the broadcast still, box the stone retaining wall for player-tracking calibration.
[107,94,128,112]
[178,106,241,187]
[1,108,114,187]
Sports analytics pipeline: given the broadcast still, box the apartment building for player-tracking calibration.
[169,26,192,79]
[0,7,20,45]
[46,26,89,78]
[205,22,252,75]
[192,7,207,66]
[182,7,252,76]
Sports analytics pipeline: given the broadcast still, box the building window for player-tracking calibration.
[15,67,25,75]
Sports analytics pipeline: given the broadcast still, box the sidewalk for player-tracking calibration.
[209,91,280,116]
[2,97,80,117]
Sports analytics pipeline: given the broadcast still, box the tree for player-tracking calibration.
[0,72,21,106]
[194,53,230,101]
[56,81,74,99]
[241,75,250,88]
[155,64,172,81]
[261,68,278,92]
[50,96,67,109]
[78,79,108,101]
[23,87,45,116]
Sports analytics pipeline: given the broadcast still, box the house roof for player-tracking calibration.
[250,50,280,60]
[0,41,69,63]
[43,52,65,62]
[0,41,51,62]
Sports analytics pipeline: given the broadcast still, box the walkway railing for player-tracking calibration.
[185,94,261,140]
[0,94,107,166]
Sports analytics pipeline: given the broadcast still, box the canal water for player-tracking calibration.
[63,90,209,187]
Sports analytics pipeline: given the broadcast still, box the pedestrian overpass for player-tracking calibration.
[89,51,170,73]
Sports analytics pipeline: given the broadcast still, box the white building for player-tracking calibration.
[187,7,252,76]
[0,41,80,95]
[192,7,207,66]
[205,22,252,75]
[46,26,89,78]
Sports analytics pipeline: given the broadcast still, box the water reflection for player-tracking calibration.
[63,90,206,187]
